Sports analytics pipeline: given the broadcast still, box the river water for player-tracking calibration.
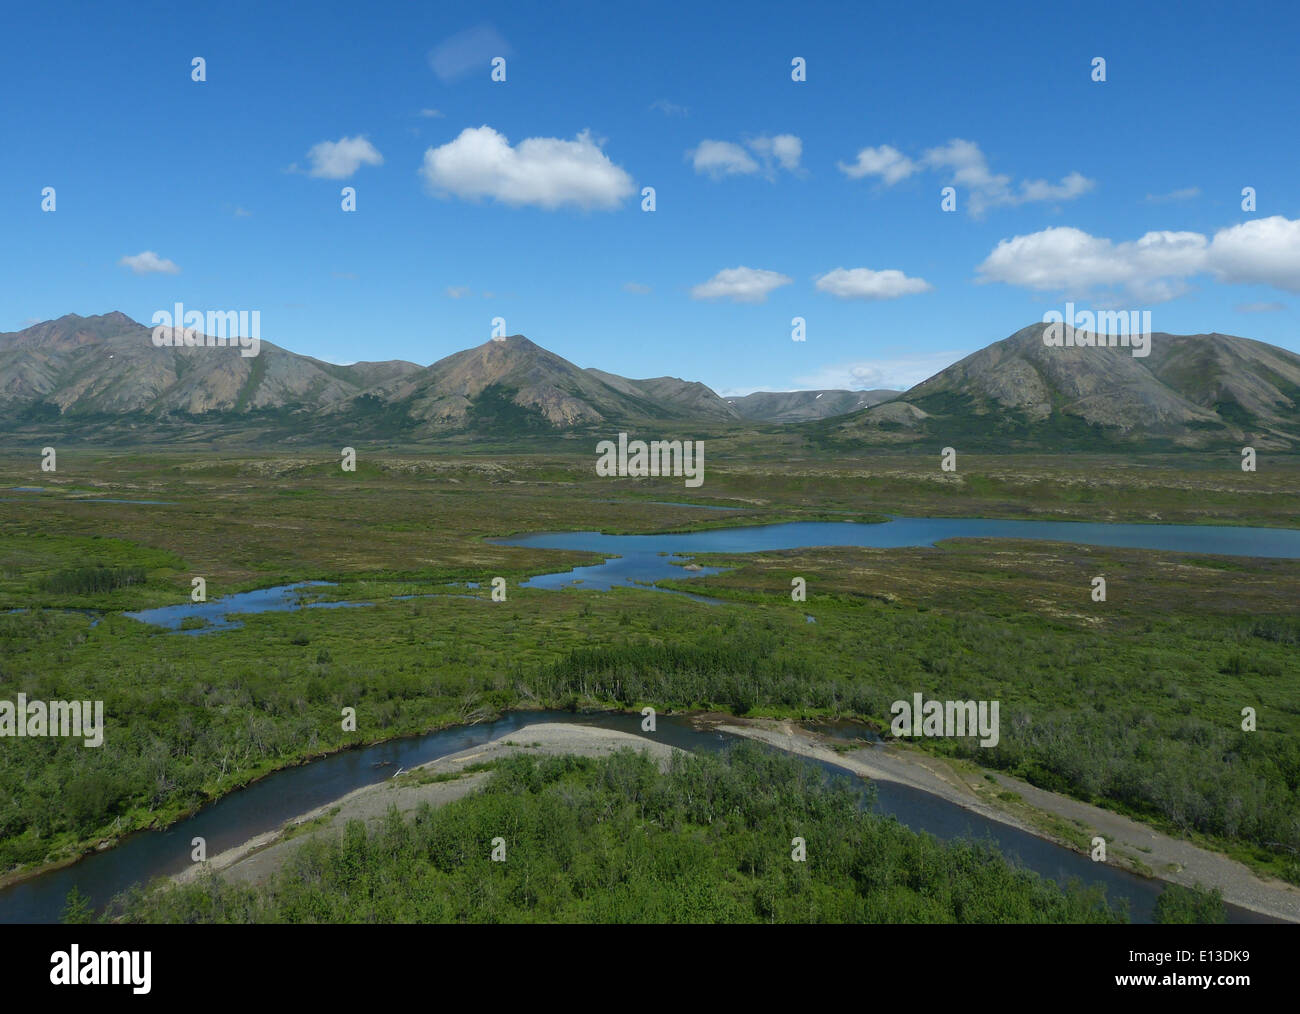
[0,710,1278,924]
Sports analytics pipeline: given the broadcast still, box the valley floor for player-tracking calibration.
[2,448,1298,922]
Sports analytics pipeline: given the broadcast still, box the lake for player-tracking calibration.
[491,516,1300,591]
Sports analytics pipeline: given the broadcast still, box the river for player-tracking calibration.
[0,710,1278,924]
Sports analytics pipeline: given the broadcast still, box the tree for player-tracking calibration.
[1152,883,1226,924]
[61,886,95,924]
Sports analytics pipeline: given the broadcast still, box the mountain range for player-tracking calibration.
[818,322,1300,450]
[2,313,1297,450]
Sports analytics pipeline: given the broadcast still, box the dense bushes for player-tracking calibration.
[1152,883,1227,924]
[521,639,879,715]
[40,566,146,595]
[521,619,1300,873]
[110,744,1128,923]
[3,585,1297,885]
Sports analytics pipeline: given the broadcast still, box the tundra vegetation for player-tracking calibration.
[0,449,1297,900]
[106,746,1132,923]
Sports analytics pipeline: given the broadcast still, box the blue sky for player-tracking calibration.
[3,0,1298,394]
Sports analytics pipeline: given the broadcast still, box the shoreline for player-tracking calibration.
[714,717,1300,924]
[165,714,1300,923]
[8,705,1300,923]
[0,705,595,891]
[171,723,683,888]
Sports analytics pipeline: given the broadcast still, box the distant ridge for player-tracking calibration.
[818,323,1300,450]
[4,314,1298,450]
[0,314,757,439]
[0,312,419,418]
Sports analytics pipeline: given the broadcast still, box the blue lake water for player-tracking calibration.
[510,551,730,592]
[491,516,1300,591]
[124,582,371,634]
[124,583,494,634]
[496,516,1300,558]
[122,516,1300,626]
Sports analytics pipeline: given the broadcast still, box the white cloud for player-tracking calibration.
[118,251,180,275]
[922,139,1093,216]
[420,126,634,210]
[837,145,917,185]
[749,134,803,172]
[445,286,471,299]
[418,108,444,118]
[840,138,1093,217]
[1207,216,1300,292]
[815,267,932,300]
[921,139,1008,201]
[977,226,1205,303]
[689,140,759,178]
[233,206,252,217]
[690,135,802,179]
[1236,301,1286,312]
[1016,172,1094,204]
[304,136,384,179]
[622,282,652,294]
[977,216,1300,301]
[690,266,792,303]
[427,25,511,83]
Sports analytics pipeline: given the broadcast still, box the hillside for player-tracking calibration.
[0,312,419,419]
[819,323,1300,451]
[0,315,753,439]
[7,314,1298,450]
